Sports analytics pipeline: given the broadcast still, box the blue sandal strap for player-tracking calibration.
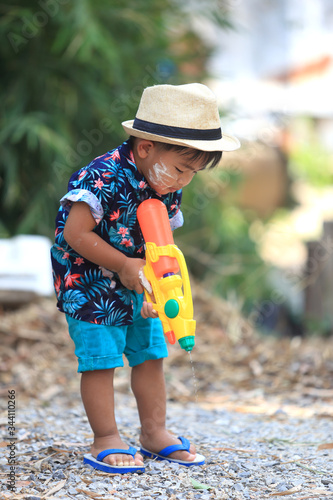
[158,436,190,458]
[97,446,137,462]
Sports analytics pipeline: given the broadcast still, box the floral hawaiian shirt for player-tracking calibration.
[50,140,183,325]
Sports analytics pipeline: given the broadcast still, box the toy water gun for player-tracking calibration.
[137,199,196,352]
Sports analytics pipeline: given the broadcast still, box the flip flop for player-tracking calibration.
[140,436,205,467]
[83,446,145,474]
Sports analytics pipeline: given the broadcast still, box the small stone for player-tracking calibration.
[69,472,80,482]
[52,469,66,480]
[276,482,291,492]
[265,476,278,486]
[291,479,304,487]
[233,483,244,491]
[238,471,251,478]
[229,461,240,472]
[68,486,78,495]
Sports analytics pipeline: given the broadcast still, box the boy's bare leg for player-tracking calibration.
[81,369,143,467]
[131,359,197,462]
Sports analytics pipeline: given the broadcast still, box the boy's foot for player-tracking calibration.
[140,430,198,463]
[91,436,144,467]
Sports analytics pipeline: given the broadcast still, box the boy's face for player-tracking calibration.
[136,141,205,195]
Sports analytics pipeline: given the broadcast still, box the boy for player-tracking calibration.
[51,83,240,473]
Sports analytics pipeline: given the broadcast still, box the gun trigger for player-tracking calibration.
[166,331,176,344]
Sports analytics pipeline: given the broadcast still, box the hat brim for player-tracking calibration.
[122,120,240,152]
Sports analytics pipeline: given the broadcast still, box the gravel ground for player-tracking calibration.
[1,299,333,499]
[1,392,333,500]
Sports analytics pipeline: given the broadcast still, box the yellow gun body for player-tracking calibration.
[142,241,196,351]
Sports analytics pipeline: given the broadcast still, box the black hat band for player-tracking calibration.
[133,118,222,141]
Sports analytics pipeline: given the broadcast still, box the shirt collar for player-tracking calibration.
[119,141,147,188]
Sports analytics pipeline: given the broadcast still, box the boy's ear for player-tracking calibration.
[136,139,155,159]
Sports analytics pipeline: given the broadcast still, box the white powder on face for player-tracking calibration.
[148,160,177,189]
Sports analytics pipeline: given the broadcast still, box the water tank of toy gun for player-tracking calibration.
[137,199,179,278]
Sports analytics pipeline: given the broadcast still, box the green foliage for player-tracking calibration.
[304,316,332,337]
[1,0,231,237]
[2,1,269,313]
[290,143,333,187]
[288,117,333,188]
[190,477,212,491]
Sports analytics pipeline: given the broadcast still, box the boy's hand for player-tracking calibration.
[141,300,158,319]
[116,256,158,319]
[117,258,145,294]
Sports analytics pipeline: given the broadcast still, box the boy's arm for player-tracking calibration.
[63,201,144,294]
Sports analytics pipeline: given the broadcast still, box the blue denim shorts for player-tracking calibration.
[66,293,168,372]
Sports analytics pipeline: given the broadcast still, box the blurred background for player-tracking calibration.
[1,0,333,342]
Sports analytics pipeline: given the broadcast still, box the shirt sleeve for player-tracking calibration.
[61,158,118,225]
[60,189,104,225]
[166,189,183,231]
[170,209,184,231]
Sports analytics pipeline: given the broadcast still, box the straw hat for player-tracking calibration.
[122,83,240,152]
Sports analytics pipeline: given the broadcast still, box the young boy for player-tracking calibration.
[51,83,240,473]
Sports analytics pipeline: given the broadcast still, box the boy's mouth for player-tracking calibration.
[161,185,179,194]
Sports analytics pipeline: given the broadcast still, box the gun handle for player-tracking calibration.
[165,331,176,344]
